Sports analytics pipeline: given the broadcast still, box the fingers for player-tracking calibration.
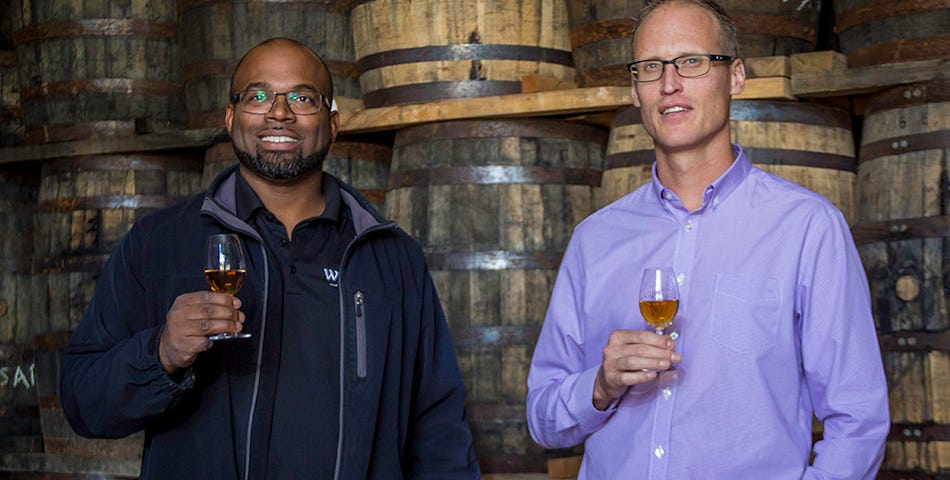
[593,329,681,409]
[159,291,246,374]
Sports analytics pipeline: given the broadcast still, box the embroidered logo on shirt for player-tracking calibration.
[323,268,340,287]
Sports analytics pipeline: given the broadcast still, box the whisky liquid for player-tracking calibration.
[639,299,678,330]
[204,269,246,295]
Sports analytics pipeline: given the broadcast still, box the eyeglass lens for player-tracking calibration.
[238,90,324,115]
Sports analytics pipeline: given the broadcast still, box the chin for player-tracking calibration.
[233,144,328,181]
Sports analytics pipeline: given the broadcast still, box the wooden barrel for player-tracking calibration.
[201,141,236,187]
[178,0,360,129]
[0,165,39,346]
[852,80,949,477]
[32,152,203,334]
[9,0,183,144]
[386,119,606,473]
[32,332,142,476]
[603,100,856,223]
[566,1,637,87]
[833,0,950,68]
[566,0,821,88]
[0,344,39,440]
[351,0,575,108]
[726,0,820,59]
[0,0,12,49]
[323,138,391,213]
[0,49,23,147]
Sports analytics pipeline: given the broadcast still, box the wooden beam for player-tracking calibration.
[338,77,792,134]
[0,128,222,165]
[792,58,950,98]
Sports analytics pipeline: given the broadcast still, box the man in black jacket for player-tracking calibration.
[59,37,480,479]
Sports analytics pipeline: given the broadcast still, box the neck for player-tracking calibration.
[654,140,735,211]
[239,166,326,238]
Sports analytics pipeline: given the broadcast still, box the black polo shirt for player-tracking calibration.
[235,171,355,479]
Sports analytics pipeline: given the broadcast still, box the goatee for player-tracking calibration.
[232,143,330,180]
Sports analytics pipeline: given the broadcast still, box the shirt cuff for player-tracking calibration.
[571,364,618,430]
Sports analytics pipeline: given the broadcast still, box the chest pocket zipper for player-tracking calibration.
[355,291,367,379]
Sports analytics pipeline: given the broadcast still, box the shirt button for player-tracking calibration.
[676,273,685,284]
[654,445,665,458]
[279,238,289,247]
[664,191,673,200]
[714,197,720,206]
[684,220,692,232]
[289,265,297,274]
[662,387,673,399]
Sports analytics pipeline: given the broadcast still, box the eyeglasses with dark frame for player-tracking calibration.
[231,89,330,115]
[627,54,734,83]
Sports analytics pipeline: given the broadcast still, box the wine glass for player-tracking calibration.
[204,234,250,340]
[638,267,679,336]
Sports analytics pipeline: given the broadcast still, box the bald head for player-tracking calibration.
[229,38,334,104]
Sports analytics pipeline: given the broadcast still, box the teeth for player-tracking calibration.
[261,136,298,143]
[663,106,688,115]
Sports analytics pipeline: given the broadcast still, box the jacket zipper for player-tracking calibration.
[333,221,398,480]
[354,291,367,379]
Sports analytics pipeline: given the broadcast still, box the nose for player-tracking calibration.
[266,93,296,121]
[659,63,682,95]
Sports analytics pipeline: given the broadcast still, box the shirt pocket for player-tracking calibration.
[710,273,781,354]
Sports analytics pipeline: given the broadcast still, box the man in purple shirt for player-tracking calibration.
[525,0,889,478]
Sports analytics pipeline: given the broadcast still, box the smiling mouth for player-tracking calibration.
[662,106,689,115]
[260,135,299,143]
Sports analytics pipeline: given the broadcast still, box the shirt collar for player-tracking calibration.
[234,170,345,226]
[651,144,751,210]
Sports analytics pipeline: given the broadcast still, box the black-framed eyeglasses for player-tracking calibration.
[627,54,734,83]
[231,89,330,115]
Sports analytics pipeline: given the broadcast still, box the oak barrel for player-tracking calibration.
[833,0,950,67]
[566,0,821,88]
[9,0,183,144]
[323,139,391,213]
[386,119,606,472]
[852,80,949,476]
[603,100,856,223]
[201,141,237,187]
[0,50,23,147]
[0,344,39,439]
[0,165,39,346]
[32,332,142,476]
[32,152,203,334]
[351,0,575,108]
[178,0,360,129]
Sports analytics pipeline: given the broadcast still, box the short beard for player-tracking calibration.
[232,143,329,181]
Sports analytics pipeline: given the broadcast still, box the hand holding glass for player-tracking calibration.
[204,234,250,340]
[638,267,679,335]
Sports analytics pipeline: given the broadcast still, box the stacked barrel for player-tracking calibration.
[350,0,601,472]
[4,0,202,475]
[0,0,946,477]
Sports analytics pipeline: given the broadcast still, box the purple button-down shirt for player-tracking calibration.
[527,146,889,479]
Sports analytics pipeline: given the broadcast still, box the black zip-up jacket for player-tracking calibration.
[59,167,480,479]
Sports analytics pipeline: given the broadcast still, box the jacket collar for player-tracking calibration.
[200,164,390,237]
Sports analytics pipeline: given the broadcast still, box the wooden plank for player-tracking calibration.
[338,78,792,134]
[338,86,630,133]
[736,77,794,100]
[792,58,950,98]
[0,128,221,165]
[791,51,847,75]
[745,55,790,78]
